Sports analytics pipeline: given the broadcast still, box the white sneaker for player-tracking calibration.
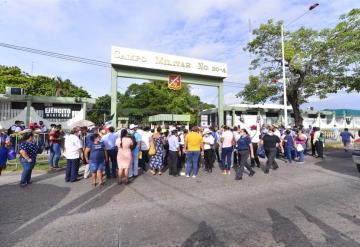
[192,175,197,178]
[180,172,186,176]
[186,175,190,178]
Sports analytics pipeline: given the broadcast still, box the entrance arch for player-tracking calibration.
[110,46,227,127]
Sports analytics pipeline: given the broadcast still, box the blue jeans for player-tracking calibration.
[284,146,293,163]
[65,158,80,182]
[185,151,200,176]
[297,144,305,162]
[129,149,139,177]
[105,149,118,178]
[221,147,233,170]
[20,158,35,184]
[49,143,61,168]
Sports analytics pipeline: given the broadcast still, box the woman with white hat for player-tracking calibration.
[202,128,215,173]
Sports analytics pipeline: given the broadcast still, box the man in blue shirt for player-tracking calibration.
[102,126,118,178]
[129,124,142,178]
[340,128,354,152]
[167,129,180,176]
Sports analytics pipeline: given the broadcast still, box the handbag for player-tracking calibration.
[149,139,156,156]
[7,148,17,160]
[257,146,266,159]
[296,144,304,152]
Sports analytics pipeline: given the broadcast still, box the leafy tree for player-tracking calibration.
[88,81,215,125]
[119,81,214,125]
[87,94,120,124]
[237,76,278,104]
[239,9,359,126]
[0,65,90,98]
[326,8,360,92]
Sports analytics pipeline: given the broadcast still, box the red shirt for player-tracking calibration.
[49,131,60,144]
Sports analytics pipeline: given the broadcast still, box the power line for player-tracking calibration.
[0,42,249,88]
[0,42,111,68]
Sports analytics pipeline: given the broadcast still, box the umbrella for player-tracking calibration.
[69,119,95,128]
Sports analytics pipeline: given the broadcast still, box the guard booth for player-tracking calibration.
[110,46,227,127]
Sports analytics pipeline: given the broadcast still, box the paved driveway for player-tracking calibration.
[1,150,360,247]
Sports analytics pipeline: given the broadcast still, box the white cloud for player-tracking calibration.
[0,0,358,109]
[0,0,69,32]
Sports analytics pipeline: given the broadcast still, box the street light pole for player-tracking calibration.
[281,23,288,127]
[280,3,319,127]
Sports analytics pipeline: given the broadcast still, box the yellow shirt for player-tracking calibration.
[185,132,203,151]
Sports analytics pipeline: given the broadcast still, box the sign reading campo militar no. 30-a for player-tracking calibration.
[111,46,228,78]
[44,107,72,119]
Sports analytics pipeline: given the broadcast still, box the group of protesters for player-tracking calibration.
[0,120,359,187]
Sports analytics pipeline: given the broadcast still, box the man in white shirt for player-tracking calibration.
[139,126,152,172]
[102,126,118,179]
[167,129,180,176]
[250,124,261,167]
[203,128,215,172]
[64,128,83,182]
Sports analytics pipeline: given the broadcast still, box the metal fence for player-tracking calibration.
[6,133,55,170]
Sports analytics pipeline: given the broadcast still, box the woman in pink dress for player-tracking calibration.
[116,129,133,185]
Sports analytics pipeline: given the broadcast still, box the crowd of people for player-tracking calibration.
[0,120,359,187]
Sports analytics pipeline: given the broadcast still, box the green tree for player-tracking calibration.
[119,81,214,125]
[237,76,278,104]
[89,81,214,125]
[87,94,112,124]
[239,9,359,126]
[326,8,360,92]
[0,65,90,98]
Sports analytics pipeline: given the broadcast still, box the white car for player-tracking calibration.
[352,138,360,173]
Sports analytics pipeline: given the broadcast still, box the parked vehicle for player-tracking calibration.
[352,138,360,173]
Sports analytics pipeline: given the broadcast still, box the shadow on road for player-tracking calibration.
[313,150,359,178]
[295,206,359,246]
[0,180,124,246]
[181,221,225,247]
[267,208,313,247]
[338,213,360,226]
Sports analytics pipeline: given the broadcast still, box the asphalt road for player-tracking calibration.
[1,150,360,247]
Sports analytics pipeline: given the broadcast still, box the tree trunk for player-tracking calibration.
[288,92,303,127]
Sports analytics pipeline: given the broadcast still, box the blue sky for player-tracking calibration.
[0,0,359,110]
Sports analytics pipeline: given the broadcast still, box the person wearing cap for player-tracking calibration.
[184,126,203,178]
[167,129,180,176]
[203,128,215,173]
[261,127,281,174]
[129,124,142,178]
[49,125,62,169]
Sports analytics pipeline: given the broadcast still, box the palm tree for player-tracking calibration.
[54,77,64,97]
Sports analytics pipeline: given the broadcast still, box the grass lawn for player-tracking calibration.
[4,155,68,173]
